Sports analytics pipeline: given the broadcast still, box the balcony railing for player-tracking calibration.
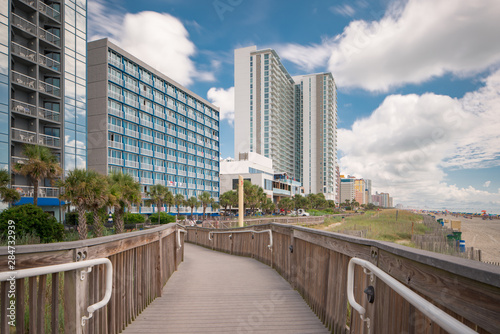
[155,139,165,146]
[13,185,59,198]
[124,82,139,93]
[38,53,61,72]
[108,107,123,118]
[177,120,186,128]
[125,98,139,108]
[109,91,123,101]
[125,129,139,137]
[141,163,153,170]
[155,179,165,185]
[38,1,61,21]
[109,74,123,85]
[141,178,153,185]
[108,124,123,133]
[178,146,186,152]
[109,140,123,150]
[178,158,186,164]
[141,120,153,128]
[154,124,165,132]
[11,42,36,63]
[125,144,139,153]
[124,113,139,123]
[38,27,60,47]
[39,81,61,97]
[156,152,165,159]
[125,160,139,168]
[178,170,187,176]
[166,142,176,149]
[39,106,60,122]
[109,157,124,165]
[167,154,176,161]
[141,134,154,142]
[178,133,186,140]
[11,99,36,117]
[141,105,154,114]
[12,14,37,35]
[155,166,165,173]
[187,148,195,155]
[167,168,176,174]
[18,0,36,9]
[141,207,154,213]
[12,71,36,90]
[108,57,123,69]
[12,128,37,144]
[38,133,61,148]
[141,149,153,156]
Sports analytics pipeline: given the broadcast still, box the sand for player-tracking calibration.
[435,214,500,263]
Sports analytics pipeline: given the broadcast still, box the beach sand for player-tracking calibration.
[435,214,500,263]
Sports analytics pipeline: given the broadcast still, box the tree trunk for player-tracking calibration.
[33,179,39,206]
[77,206,87,240]
[115,208,124,234]
[191,207,194,220]
[203,205,206,220]
[92,209,104,237]
[157,201,161,225]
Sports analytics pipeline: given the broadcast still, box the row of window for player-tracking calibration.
[108,148,218,167]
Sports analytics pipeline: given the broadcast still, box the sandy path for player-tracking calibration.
[435,214,500,262]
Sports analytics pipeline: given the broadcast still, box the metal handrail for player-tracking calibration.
[177,229,187,250]
[347,257,477,334]
[208,229,273,250]
[0,258,113,328]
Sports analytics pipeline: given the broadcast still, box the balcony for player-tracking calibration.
[155,179,165,185]
[141,105,154,114]
[154,124,165,132]
[125,98,139,108]
[38,1,61,22]
[178,158,186,164]
[166,142,176,149]
[155,139,165,146]
[188,172,196,178]
[154,109,165,119]
[108,124,123,134]
[167,168,176,174]
[141,120,154,128]
[167,154,176,161]
[187,136,196,143]
[125,144,139,153]
[167,129,176,136]
[196,173,204,179]
[187,184,195,189]
[124,113,139,123]
[187,148,195,155]
[12,71,36,90]
[13,185,59,198]
[109,91,123,102]
[12,14,37,36]
[109,74,123,85]
[141,134,154,142]
[38,53,61,72]
[178,146,186,152]
[125,129,139,137]
[177,120,186,128]
[125,82,138,93]
[166,102,175,110]
[178,170,187,176]
[109,57,123,70]
[142,92,154,100]
[109,157,123,165]
[109,140,123,150]
[141,149,153,156]
[141,178,154,185]
[39,106,60,122]
[125,160,139,168]
[141,163,153,170]
[187,124,196,132]
[11,42,37,64]
[38,133,61,148]
[17,0,36,9]
[38,27,60,48]
[108,107,123,118]
[156,152,165,159]
[12,128,37,144]
[39,81,61,97]
[140,207,154,214]
[11,99,36,117]
[155,166,165,173]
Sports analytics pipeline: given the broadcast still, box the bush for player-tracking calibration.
[124,212,145,225]
[178,215,185,220]
[0,204,64,243]
[65,211,78,226]
[149,212,176,224]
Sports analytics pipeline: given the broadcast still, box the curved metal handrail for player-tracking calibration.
[208,229,273,250]
[177,228,187,250]
[347,257,477,334]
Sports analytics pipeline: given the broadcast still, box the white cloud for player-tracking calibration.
[338,70,500,212]
[330,4,356,17]
[88,1,214,86]
[276,0,500,91]
[484,181,491,188]
[207,87,235,123]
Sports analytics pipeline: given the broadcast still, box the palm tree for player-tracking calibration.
[278,197,293,214]
[147,184,170,225]
[219,191,231,217]
[0,170,21,205]
[14,145,61,206]
[186,196,199,220]
[198,191,214,220]
[174,193,185,217]
[86,172,111,237]
[59,169,101,240]
[108,173,141,234]
[165,190,174,213]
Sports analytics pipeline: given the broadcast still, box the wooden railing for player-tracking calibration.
[0,223,185,333]
[186,223,500,333]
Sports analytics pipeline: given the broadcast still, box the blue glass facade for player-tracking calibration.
[103,44,220,213]
[0,1,9,172]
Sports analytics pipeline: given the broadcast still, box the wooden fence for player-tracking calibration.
[186,223,500,333]
[0,223,185,334]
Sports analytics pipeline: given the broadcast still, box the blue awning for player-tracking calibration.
[14,197,65,206]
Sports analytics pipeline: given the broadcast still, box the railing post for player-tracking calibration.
[64,269,88,334]
[289,230,297,289]
[157,231,163,297]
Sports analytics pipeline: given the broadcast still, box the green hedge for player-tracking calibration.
[0,204,64,243]
[149,212,176,224]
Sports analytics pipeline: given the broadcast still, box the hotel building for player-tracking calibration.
[234,46,338,201]
[2,0,87,218]
[87,39,220,215]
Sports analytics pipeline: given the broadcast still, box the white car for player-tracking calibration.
[297,209,310,216]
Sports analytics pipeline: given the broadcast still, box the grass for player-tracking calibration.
[316,209,429,243]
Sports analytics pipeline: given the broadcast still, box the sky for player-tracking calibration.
[88,0,500,214]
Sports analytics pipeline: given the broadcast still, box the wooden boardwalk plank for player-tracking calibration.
[122,243,329,333]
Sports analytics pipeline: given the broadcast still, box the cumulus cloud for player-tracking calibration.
[338,70,500,212]
[277,0,500,92]
[88,0,214,86]
[207,87,235,123]
[483,181,491,188]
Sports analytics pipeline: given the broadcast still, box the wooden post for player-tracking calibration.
[64,269,89,334]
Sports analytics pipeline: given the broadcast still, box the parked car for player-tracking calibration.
[297,209,310,216]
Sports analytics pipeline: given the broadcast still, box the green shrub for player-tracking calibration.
[178,215,185,220]
[124,212,145,225]
[149,212,176,224]
[65,211,78,226]
[0,204,64,243]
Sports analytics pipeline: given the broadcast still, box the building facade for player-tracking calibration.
[340,176,355,204]
[87,39,220,215]
[3,0,87,219]
[234,46,338,201]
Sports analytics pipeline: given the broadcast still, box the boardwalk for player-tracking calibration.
[122,243,329,333]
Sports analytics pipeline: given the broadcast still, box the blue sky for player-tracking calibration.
[89,0,500,213]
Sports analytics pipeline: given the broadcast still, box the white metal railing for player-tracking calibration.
[12,13,36,35]
[156,152,165,159]
[141,120,154,128]
[12,99,36,116]
[11,42,37,63]
[125,160,139,168]
[178,146,186,152]
[125,82,139,93]
[177,120,186,128]
[12,71,36,89]
[141,163,153,170]
[155,124,165,132]
[167,142,176,149]
[125,144,139,153]
[0,258,112,328]
[141,178,153,184]
[156,139,165,146]
[125,129,139,137]
[125,98,139,108]
[38,133,61,148]
[155,166,165,172]
[178,170,186,176]
[124,113,139,123]
[38,1,61,21]
[109,74,123,85]
[108,107,123,118]
[347,258,477,334]
[109,140,123,150]
[39,81,61,97]
[108,91,123,101]
[154,110,165,118]
[177,229,187,250]
[208,229,273,250]
[155,179,165,185]
[38,27,60,47]
[142,134,154,143]
[109,157,123,165]
[178,158,186,164]
[38,53,61,72]
[12,185,59,197]
[167,168,176,174]
[108,124,123,134]
[109,57,123,69]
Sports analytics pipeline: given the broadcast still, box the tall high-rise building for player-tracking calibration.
[340,176,355,204]
[234,46,338,200]
[2,0,87,218]
[87,39,220,215]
